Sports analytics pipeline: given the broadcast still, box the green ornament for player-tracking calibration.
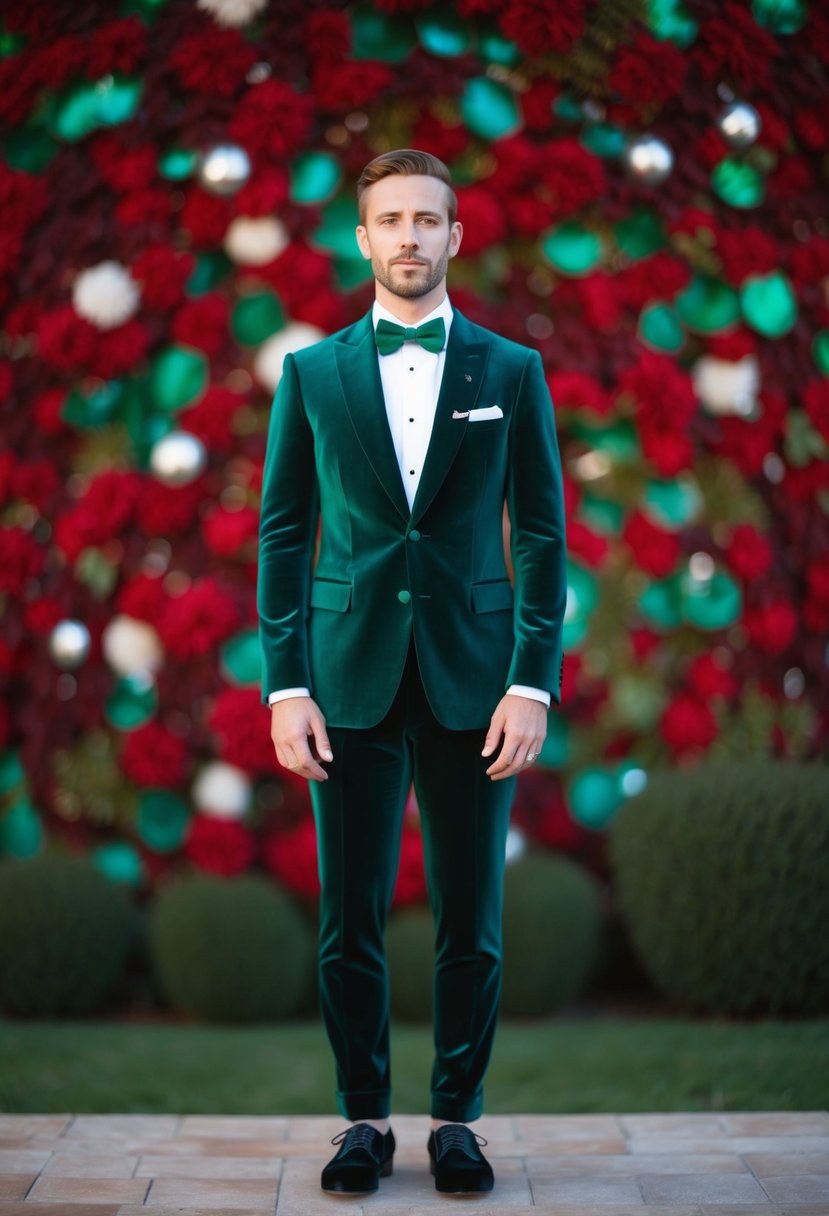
[645,0,699,46]
[105,676,158,731]
[614,209,666,259]
[679,569,742,630]
[50,81,101,141]
[187,250,233,296]
[580,495,625,536]
[95,76,142,127]
[121,0,169,18]
[0,752,25,795]
[571,418,640,462]
[567,560,600,618]
[568,768,622,830]
[92,842,144,887]
[416,10,472,57]
[158,147,199,181]
[231,292,285,346]
[220,629,262,686]
[477,29,521,66]
[638,575,682,630]
[553,93,585,123]
[711,157,765,208]
[0,799,42,858]
[740,271,798,338]
[290,151,343,205]
[460,77,522,140]
[149,346,208,412]
[351,5,416,61]
[541,221,603,275]
[644,477,701,527]
[638,303,685,353]
[62,379,124,430]
[675,273,740,334]
[313,195,362,259]
[751,0,807,34]
[580,123,627,159]
[537,713,570,769]
[813,331,829,376]
[137,790,190,853]
[3,125,57,172]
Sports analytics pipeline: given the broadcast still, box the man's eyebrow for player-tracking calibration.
[374,209,443,220]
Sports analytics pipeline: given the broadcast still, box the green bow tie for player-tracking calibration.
[374,316,446,355]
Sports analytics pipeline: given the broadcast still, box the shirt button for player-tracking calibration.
[408,529,421,542]
[398,590,411,604]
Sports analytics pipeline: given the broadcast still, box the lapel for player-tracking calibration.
[410,310,490,524]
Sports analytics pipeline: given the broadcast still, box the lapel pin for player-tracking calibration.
[464,373,472,382]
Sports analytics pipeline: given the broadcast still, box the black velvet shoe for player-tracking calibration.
[428,1124,494,1193]
[320,1123,395,1193]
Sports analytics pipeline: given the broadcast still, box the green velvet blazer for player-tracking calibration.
[258,308,567,730]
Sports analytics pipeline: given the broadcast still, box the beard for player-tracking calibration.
[371,240,452,299]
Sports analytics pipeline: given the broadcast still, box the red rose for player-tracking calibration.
[806,559,829,607]
[630,627,661,660]
[724,523,773,582]
[117,573,167,623]
[10,459,60,512]
[185,815,256,877]
[36,307,99,373]
[131,245,195,311]
[743,601,798,655]
[520,79,559,133]
[209,687,279,774]
[542,138,606,218]
[790,237,829,285]
[263,816,320,899]
[640,428,694,477]
[706,330,757,361]
[392,822,428,908]
[91,319,151,379]
[180,386,246,455]
[171,294,229,357]
[575,274,621,331]
[168,26,257,98]
[619,351,697,430]
[499,0,586,55]
[567,520,610,568]
[617,252,691,312]
[609,32,686,107]
[203,505,259,560]
[305,10,352,62]
[53,471,142,561]
[547,370,610,416]
[261,243,334,317]
[33,389,69,436]
[803,380,829,444]
[0,526,45,594]
[687,653,737,701]
[455,186,507,256]
[114,188,172,231]
[120,721,189,788]
[512,770,582,851]
[228,79,314,162]
[768,155,814,201]
[660,693,718,755]
[179,187,232,249]
[83,17,147,79]
[716,227,779,285]
[312,61,393,111]
[136,479,204,536]
[24,596,62,635]
[780,460,829,502]
[412,113,469,164]
[157,578,240,660]
[90,134,158,194]
[233,169,290,218]
[695,3,779,93]
[622,510,681,578]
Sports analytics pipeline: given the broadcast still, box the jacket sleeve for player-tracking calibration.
[505,348,568,704]
[257,352,319,703]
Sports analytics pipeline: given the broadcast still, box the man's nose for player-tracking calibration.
[399,222,419,248]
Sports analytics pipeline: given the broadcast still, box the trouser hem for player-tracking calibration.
[430,1092,484,1123]
[337,1089,392,1121]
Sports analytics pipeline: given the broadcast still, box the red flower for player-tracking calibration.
[120,721,189,788]
[208,687,278,774]
[790,236,829,285]
[33,389,69,436]
[520,79,559,133]
[233,169,290,218]
[228,79,314,162]
[185,816,256,877]
[36,307,99,373]
[83,17,147,79]
[117,573,167,623]
[53,471,142,561]
[10,459,60,512]
[717,227,779,285]
[114,188,172,231]
[743,601,798,655]
[179,187,232,248]
[392,822,428,908]
[131,245,195,311]
[706,330,757,361]
[542,138,606,218]
[687,653,737,701]
[609,32,686,107]
[203,505,259,559]
[567,520,610,568]
[622,510,681,578]
[136,479,204,536]
[455,186,507,256]
[24,596,62,635]
[261,243,334,318]
[640,429,694,477]
[91,320,151,379]
[90,134,158,194]
[619,351,697,430]
[168,26,257,98]
[0,526,45,595]
[724,523,773,582]
[412,113,469,164]
[171,294,229,357]
[305,10,352,62]
[696,2,779,93]
[180,386,246,455]
[803,380,829,445]
[263,816,320,899]
[547,371,610,416]
[575,274,621,331]
[630,627,661,660]
[660,693,718,755]
[312,61,393,111]
[806,559,829,607]
[157,578,240,660]
[616,252,691,312]
[499,0,586,55]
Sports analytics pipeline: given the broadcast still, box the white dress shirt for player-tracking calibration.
[268,296,550,710]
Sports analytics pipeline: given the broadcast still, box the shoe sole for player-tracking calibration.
[321,1160,393,1194]
[430,1161,494,1192]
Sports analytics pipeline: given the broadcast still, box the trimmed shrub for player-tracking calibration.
[149,873,315,1022]
[609,761,829,1016]
[0,854,136,1017]
[386,850,603,1021]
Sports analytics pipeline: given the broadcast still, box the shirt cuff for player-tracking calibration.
[267,687,311,706]
[506,684,551,708]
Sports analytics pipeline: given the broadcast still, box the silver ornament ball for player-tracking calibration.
[624,134,674,186]
[49,619,92,670]
[197,143,252,196]
[717,101,762,149]
[149,431,207,487]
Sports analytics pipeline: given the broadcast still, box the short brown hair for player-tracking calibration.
[357,149,458,224]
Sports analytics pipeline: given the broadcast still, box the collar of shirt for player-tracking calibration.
[372,295,454,349]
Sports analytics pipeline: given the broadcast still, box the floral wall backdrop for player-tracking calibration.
[1,0,827,904]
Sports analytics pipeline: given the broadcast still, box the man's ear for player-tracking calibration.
[449,221,463,259]
[355,226,372,261]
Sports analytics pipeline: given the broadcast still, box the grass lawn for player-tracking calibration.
[1,1014,826,1114]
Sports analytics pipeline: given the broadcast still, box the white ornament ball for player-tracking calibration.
[223,215,289,266]
[192,762,252,819]
[717,101,762,149]
[624,134,674,186]
[49,620,92,669]
[504,826,527,866]
[196,0,268,28]
[692,354,760,417]
[72,261,140,331]
[102,615,164,678]
[149,431,207,487]
[253,323,326,392]
[197,143,252,196]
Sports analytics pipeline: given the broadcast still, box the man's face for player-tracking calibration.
[356,174,463,301]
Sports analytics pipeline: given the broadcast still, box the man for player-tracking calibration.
[258,149,567,1195]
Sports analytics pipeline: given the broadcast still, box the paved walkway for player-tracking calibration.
[0,1113,827,1214]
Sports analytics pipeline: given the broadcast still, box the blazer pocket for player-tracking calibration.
[471,579,514,614]
[310,579,352,612]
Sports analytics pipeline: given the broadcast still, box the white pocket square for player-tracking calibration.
[454,405,503,422]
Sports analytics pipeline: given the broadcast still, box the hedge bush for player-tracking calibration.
[0,854,136,1017]
[386,850,603,1021]
[609,761,829,1016]
[149,873,315,1022]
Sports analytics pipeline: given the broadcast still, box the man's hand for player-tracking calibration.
[270,696,333,782]
[482,694,547,781]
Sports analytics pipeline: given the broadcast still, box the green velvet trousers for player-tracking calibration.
[309,644,515,1122]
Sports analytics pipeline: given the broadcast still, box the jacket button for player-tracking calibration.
[408,529,421,542]
[397,590,411,604]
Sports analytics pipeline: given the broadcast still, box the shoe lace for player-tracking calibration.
[331,1123,381,1151]
[438,1125,488,1151]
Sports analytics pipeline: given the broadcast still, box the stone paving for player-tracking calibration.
[0,1112,827,1215]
